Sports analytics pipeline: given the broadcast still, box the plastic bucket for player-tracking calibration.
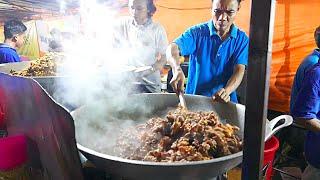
[0,135,27,171]
[263,136,280,180]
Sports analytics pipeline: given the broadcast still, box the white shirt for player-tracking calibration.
[114,17,168,92]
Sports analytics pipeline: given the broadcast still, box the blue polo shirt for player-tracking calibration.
[291,62,320,168]
[174,20,248,103]
[0,43,21,64]
[290,49,320,113]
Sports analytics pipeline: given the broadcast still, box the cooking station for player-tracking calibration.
[0,55,291,179]
[72,94,292,180]
[0,0,307,179]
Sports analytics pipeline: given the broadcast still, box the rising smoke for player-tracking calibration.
[53,0,156,155]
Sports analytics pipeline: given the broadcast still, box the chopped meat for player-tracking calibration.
[115,106,242,162]
[10,52,63,76]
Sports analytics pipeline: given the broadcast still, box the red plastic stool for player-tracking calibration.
[0,135,29,179]
[0,135,28,171]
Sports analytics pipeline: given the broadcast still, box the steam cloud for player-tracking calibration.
[52,0,157,155]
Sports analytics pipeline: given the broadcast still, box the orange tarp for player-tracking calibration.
[270,0,320,112]
[153,0,320,112]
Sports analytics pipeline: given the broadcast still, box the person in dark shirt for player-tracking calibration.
[292,62,320,179]
[291,26,320,179]
[285,26,320,176]
[290,26,320,113]
[0,19,27,64]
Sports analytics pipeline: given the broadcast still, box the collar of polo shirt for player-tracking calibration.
[208,20,238,38]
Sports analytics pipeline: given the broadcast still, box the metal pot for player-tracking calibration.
[71,93,292,180]
[0,61,159,98]
[0,61,61,96]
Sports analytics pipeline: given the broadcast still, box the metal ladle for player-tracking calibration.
[178,92,187,109]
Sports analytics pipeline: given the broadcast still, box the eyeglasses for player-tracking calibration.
[213,9,237,16]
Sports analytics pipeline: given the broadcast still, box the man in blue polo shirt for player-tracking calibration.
[285,26,320,176]
[290,26,320,113]
[291,61,320,179]
[167,0,248,103]
[0,19,27,64]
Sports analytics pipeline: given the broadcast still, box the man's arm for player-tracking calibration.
[213,64,245,102]
[214,33,248,103]
[291,66,320,132]
[167,43,182,72]
[153,25,169,71]
[225,64,246,96]
[166,43,185,92]
[295,118,320,132]
[166,26,197,93]
[134,53,167,78]
[132,23,168,77]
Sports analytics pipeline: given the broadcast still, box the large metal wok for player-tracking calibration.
[0,61,62,96]
[71,93,292,180]
[0,61,158,99]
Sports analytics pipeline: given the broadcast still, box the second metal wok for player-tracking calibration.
[71,93,291,180]
[0,61,65,96]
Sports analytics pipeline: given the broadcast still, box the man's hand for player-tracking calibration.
[170,67,185,93]
[167,43,185,93]
[295,118,320,132]
[212,88,231,103]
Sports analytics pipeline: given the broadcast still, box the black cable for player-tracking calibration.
[273,167,301,179]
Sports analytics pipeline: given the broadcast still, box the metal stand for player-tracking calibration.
[242,0,276,179]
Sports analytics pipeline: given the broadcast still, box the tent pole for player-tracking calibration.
[241,0,276,179]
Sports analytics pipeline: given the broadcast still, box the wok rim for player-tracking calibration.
[77,143,243,166]
[74,93,244,166]
[0,72,60,79]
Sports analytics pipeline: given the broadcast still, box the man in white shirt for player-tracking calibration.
[114,0,168,93]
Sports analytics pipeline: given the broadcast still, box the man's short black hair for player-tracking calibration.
[147,0,157,17]
[4,19,27,39]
